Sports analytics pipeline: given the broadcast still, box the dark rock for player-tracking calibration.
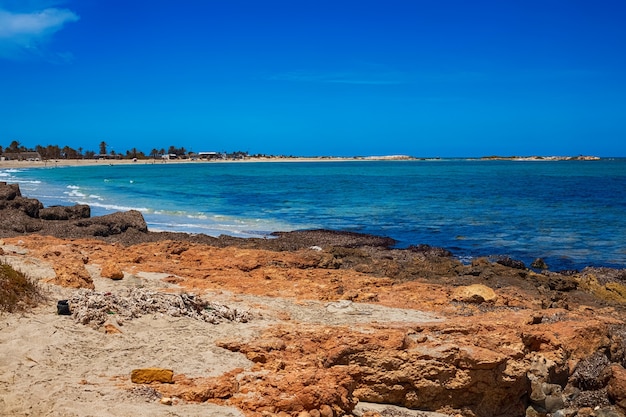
[566,388,611,409]
[0,182,21,200]
[464,268,482,277]
[495,256,526,270]
[571,352,611,390]
[14,197,43,217]
[407,244,453,257]
[40,204,91,220]
[609,325,626,367]
[0,183,149,241]
[548,276,578,292]
[0,209,43,233]
[0,197,43,218]
[583,267,626,286]
[71,210,148,236]
[532,258,549,270]
[268,229,397,250]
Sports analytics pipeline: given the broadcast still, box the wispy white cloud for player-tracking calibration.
[270,70,406,86]
[0,6,79,60]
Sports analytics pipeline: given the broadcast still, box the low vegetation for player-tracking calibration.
[0,260,44,312]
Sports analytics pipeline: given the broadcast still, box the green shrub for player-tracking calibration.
[0,261,44,312]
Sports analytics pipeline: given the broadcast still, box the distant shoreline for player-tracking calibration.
[0,155,414,169]
[0,154,605,170]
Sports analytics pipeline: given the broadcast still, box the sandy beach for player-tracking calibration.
[0,155,417,170]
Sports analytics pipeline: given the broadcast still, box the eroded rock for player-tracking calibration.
[451,284,497,304]
[131,368,174,384]
[100,262,124,280]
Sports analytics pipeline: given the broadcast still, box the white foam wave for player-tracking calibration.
[187,214,209,220]
[65,189,86,198]
[81,201,150,213]
[147,221,274,238]
[11,179,41,184]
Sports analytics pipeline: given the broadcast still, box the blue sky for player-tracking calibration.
[1,0,625,157]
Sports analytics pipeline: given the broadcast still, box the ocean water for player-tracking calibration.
[2,159,625,271]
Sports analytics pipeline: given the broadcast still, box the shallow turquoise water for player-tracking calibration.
[3,159,625,270]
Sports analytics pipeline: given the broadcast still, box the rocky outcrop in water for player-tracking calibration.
[0,182,147,239]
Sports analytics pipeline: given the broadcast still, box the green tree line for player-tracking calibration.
[1,140,252,161]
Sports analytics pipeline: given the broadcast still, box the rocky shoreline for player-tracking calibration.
[2,181,626,417]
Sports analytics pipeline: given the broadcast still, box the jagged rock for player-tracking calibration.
[4,197,44,217]
[48,260,94,289]
[175,372,240,401]
[39,204,90,220]
[532,258,549,270]
[495,256,526,269]
[609,325,626,367]
[0,209,43,233]
[607,364,626,411]
[0,182,21,200]
[451,284,497,303]
[130,368,174,384]
[0,183,149,241]
[408,244,453,257]
[100,262,124,280]
[72,210,148,236]
[268,229,397,250]
[548,276,578,292]
[571,352,611,390]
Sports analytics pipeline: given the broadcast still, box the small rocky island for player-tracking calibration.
[2,180,626,417]
[480,155,601,161]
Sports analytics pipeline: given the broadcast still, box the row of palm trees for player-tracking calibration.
[1,140,252,161]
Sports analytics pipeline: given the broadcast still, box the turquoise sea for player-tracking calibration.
[2,159,625,271]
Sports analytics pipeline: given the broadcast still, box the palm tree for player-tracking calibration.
[7,140,21,153]
[99,141,107,155]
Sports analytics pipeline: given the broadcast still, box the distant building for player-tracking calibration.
[95,154,122,160]
[198,152,222,160]
[1,151,42,161]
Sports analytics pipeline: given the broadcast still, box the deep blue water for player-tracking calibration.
[2,159,625,271]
